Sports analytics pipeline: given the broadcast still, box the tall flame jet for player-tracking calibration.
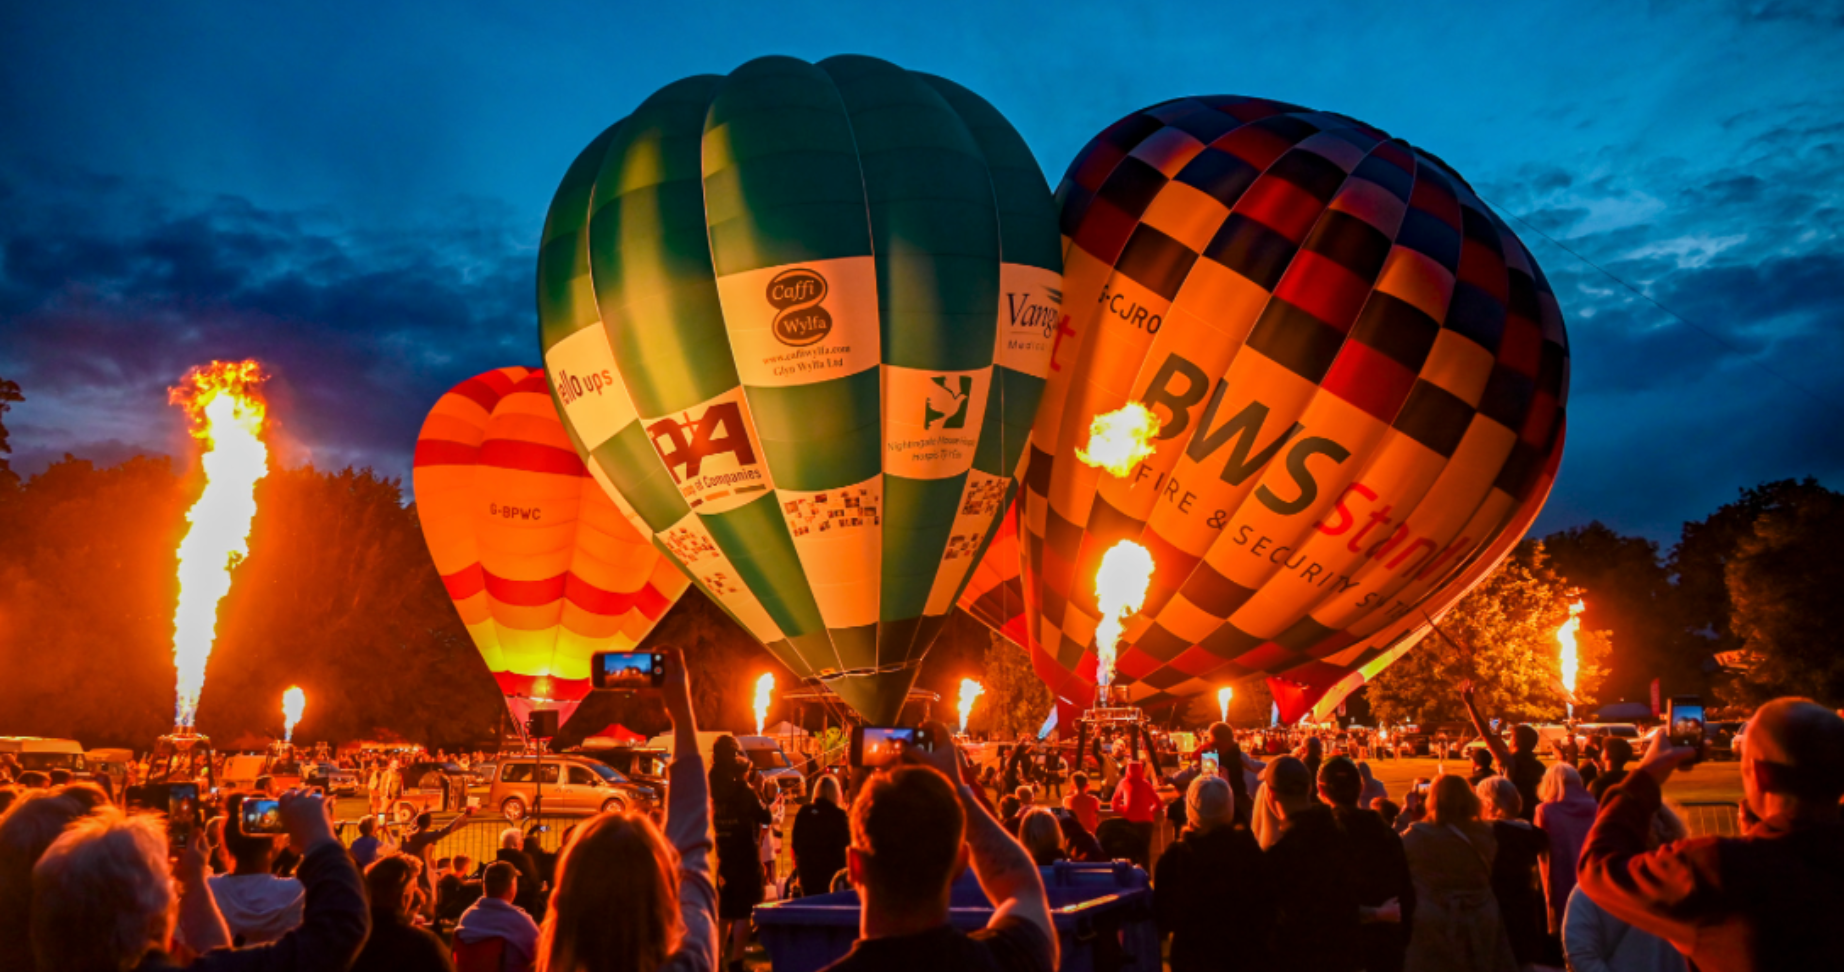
[168,361,269,728]
[282,686,306,743]
[958,678,985,733]
[1092,541,1155,691]
[1558,599,1584,718]
[754,673,775,736]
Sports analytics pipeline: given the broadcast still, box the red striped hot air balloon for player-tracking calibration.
[414,367,689,728]
[959,96,1568,725]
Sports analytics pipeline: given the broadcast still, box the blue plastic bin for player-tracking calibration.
[754,862,1158,972]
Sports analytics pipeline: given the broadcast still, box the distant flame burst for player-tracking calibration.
[957,678,984,734]
[753,672,775,736]
[169,361,269,727]
[1218,686,1233,723]
[1557,598,1584,717]
[1077,402,1160,478]
[1093,540,1155,690]
[282,686,306,743]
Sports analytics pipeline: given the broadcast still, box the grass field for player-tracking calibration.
[1364,755,1744,836]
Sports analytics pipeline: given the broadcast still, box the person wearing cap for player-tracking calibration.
[1319,757,1413,972]
[1153,775,1272,972]
[1260,756,1363,972]
[1578,697,1844,972]
[1460,680,1546,821]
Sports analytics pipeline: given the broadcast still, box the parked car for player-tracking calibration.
[1708,721,1745,760]
[304,762,360,796]
[86,748,136,792]
[572,746,671,791]
[486,754,657,822]
[0,737,90,776]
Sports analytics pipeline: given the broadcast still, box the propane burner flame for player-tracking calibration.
[1093,540,1155,690]
[1077,402,1160,478]
[169,360,269,728]
[753,672,775,736]
[1218,686,1233,723]
[282,686,305,743]
[957,678,984,734]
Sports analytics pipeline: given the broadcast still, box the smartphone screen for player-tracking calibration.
[1199,752,1220,777]
[851,727,917,768]
[591,651,665,691]
[166,783,200,850]
[239,797,287,836]
[1668,697,1705,748]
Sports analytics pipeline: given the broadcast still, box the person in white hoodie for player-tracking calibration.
[207,793,306,946]
[1562,804,1689,972]
[454,860,541,971]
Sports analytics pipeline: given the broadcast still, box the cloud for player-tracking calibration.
[0,169,535,484]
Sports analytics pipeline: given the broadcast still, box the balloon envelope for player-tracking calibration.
[536,56,1062,723]
[958,96,1568,723]
[414,367,689,727]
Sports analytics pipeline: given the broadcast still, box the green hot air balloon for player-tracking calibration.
[537,56,1062,723]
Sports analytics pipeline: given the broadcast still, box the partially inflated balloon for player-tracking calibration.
[537,56,1061,723]
[414,367,689,727]
[958,96,1568,723]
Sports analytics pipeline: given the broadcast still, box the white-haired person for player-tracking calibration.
[1152,774,1273,972]
[1534,761,1597,937]
[496,825,544,916]
[29,788,367,972]
[1563,804,1688,972]
[1477,774,1548,967]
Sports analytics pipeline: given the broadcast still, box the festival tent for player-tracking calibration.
[584,724,647,745]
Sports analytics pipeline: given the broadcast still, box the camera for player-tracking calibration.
[850,725,934,768]
[590,651,666,691]
[164,783,201,852]
[239,797,288,836]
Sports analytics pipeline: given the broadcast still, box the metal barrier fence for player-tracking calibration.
[1677,801,1741,839]
[335,814,571,867]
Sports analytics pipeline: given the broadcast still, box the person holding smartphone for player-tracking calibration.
[207,794,305,946]
[821,721,1055,972]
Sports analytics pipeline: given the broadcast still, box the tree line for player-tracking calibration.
[1,376,1838,747]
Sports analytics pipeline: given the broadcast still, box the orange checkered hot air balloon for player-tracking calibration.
[959,96,1567,725]
[414,367,689,728]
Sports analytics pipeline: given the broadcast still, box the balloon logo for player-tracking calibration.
[536,56,1062,722]
[959,96,1568,723]
[414,367,690,728]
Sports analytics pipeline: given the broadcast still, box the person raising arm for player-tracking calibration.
[821,720,1056,972]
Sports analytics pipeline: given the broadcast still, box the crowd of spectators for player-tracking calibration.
[2,660,1840,972]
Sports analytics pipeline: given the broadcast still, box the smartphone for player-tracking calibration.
[1199,751,1220,777]
[239,797,288,836]
[851,726,926,768]
[1666,696,1705,765]
[590,651,665,691]
[166,783,201,852]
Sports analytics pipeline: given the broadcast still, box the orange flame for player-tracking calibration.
[1557,598,1584,703]
[282,686,306,743]
[1076,402,1160,478]
[753,672,775,736]
[1093,539,1155,690]
[1218,686,1233,722]
[957,678,984,733]
[168,361,269,727]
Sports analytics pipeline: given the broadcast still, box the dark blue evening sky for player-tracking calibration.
[3,0,1840,541]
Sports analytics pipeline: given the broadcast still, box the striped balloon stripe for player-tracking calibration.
[538,57,1060,722]
[413,367,690,727]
